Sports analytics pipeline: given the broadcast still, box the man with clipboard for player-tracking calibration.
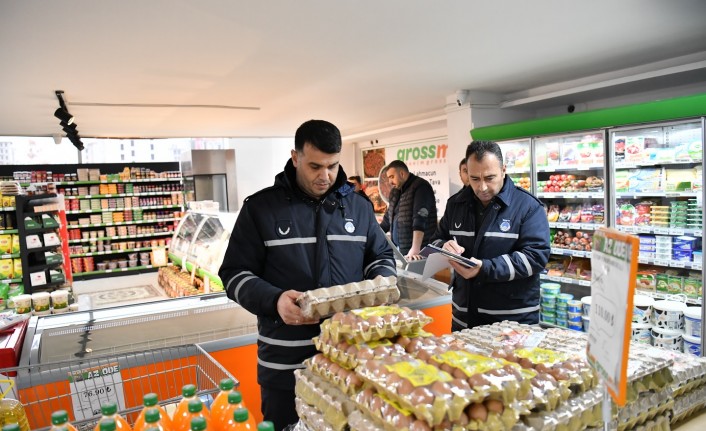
[432,141,550,331]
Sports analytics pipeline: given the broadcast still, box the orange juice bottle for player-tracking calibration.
[98,418,116,431]
[172,385,206,431]
[256,422,274,431]
[209,379,235,427]
[94,402,131,431]
[212,391,245,431]
[231,408,256,430]
[134,393,173,431]
[140,408,170,431]
[174,399,208,431]
[188,417,207,431]
[49,410,78,431]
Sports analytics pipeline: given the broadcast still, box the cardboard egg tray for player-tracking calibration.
[295,398,337,431]
[294,369,355,431]
[297,275,400,319]
[319,305,433,344]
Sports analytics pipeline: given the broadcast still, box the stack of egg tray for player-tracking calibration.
[668,349,706,424]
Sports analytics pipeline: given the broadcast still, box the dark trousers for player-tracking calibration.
[261,386,298,431]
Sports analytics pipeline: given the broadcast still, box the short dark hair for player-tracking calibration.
[459,157,467,170]
[466,140,504,166]
[386,159,409,173]
[348,175,362,184]
[295,120,342,154]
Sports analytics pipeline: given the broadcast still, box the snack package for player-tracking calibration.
[297,275,400,319]
[319,306,433,344]
[546,205,560,222]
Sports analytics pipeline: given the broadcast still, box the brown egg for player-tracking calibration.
[346,373,362,388]
[451,378,472,392]
[370,394,385,413]
[492,349,507,359]
[416,349,432,362]
[550,367,569,381]
[452,367,469,380]
[467,403,488,422]
[440,363,454,374]
[430,381,452,398]
[456,411,470,426]
[386,373,403,388]
[534,362,552,374]
[397,335,412,348]
[398,378,415,395]
[332,312,346,323]
[393,414,413,429]
[407,338,424,353]
[468,374,491,388]
[358,347,374,360]
[374,345,391,356]
[485,399,504,414]
[409,387,434,405]
[519,358,534,369]
[346,344,359,356]
[409,420,432,431]
[328,362,341,376]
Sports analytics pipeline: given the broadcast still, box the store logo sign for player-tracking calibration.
[396,143,448,162]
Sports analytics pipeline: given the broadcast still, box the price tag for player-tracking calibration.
[551,248,564,255]
[569,223,582,230]
[636,227,652,233]
[621,226,635,233]
[654,228,670,234]
[549,276,561,282]
[693,263,702,271]
[638,257,648,264]
[654,260,669,267]
[560,277,573,284]
[69,363,126,420]
[556,223,568,229]
[579,279,591,287]
[670,228,685,236]
[695,230,702,237]
[672,261,686,268]
[572,250,585,257]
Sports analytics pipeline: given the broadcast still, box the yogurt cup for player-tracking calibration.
[540,282,561,295]
[557,293,574,304]
[567,312,583,323]
[13,294,32,314]
[631,322,652,344]
[652,300,687,330]
[567,300,583,314]
[568,321,583,331]
[633,294,654,324]
[31,292,51,313]
[581,296,592,317]
[582,315,590,332]
[684,306,702,338]
[683,334,701,356]
[50,290,69,310]
[651,326,683,351]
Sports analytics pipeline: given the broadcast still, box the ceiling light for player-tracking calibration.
[68,135,84,151]
[54,107,74,125]
[62,122,78,136]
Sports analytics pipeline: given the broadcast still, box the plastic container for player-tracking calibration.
[567,311,582,323]
[128,259,138,268]
[557,293,573,304]
[31,292,51,314]
[211,379,240,430]
[566,299,582,313]
[683,334,702,356]
[631,322,652,344]
[581,296,592,316]
[229,408,256,431]
[540,282,561,295]
[49,410,78,431]
[118,260,128,269]
[651,326,683,351]
[652,300,687,330]
[581,315,590,332]
[684,306,702,338]
[173,386,209,431]
[632,294,654,324]
[13,294,31,315]
[0,398,31,431]
[134,393,173,431]
[96,262,107,271]
[50,290,69,311]
[107,261,118,270]
[93,403,131,431]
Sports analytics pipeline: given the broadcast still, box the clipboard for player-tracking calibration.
[419,244,476,267]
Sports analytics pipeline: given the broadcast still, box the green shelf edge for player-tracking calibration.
[168,253,224,290]
[470,92,706,141]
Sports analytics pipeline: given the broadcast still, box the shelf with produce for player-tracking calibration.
[24,226,60,234]
[66,204,182,215]
[56,177,182,186]
[537,192,604,199]
[70,246,162,258]
[506,168,530,175]
[636,256,702,271]
[0,229,18,235]
[72,264,163,278]
[537,164,603,172]
[615,191,700,198]
[616,160,702,169]
[66,217,180,229]
[548,222,603,231]
[540,273,592,287]
[635,289,702,306]
[63,191,180,199]
[68,231,173,244]
[616,225,702,237]
[168,252,224,291]
[550,248,592,258]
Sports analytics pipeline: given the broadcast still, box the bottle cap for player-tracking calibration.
[182,384,197,397]
[234,407,249,423]
[101,402,118,415]
[51,410,70,425]
[219,378,235,391]
[257,421,275,431]
[187,399,203,413]
[227,391,243,404]
[190,417,207,431]
[99,418,116,431]
[143,393,159,407]
[2,424,21,431]
[145,408,161,424]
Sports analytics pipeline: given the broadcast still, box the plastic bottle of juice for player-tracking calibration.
[188,417,207,431]
[0,397,30,431]
[173,399,208,431]
[230,408,256,430]
[49,410,78,431]
[172,385,207,431]
[209,379,235,427]
[256,422,275,431]
[140,408,170,431]
[133,393,173,431]
[94,402,131,431]
[99,418,116,431]
[211,391,246,431]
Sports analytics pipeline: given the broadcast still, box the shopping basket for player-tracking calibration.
[0,343,237,431]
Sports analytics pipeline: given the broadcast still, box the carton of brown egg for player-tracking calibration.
[294,368,355,431]
[319,305,433,344]
[298,275,400,319]
[305,353,364,396]
[313,336,408,369]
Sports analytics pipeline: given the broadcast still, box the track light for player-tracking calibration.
[54,107,74,125]
[68,134,84,151]
[62,122,78,136]
[54,90,84,151]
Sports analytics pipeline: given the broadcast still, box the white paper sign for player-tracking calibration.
[69,362,126,422]
[586,228,638,407]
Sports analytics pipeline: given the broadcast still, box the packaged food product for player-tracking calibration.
[313,337,408,369]
[319,306,432,344]
[294,369,355,431]
[305,353,363,395]
[297,276,400,320]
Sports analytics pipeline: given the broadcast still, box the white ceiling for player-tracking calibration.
[2,0,706,140]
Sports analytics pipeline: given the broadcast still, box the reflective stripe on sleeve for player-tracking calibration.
[451,315,468,328]
[326,235,367,242]
[501,254,515,281]
[452,301,468,312]
[449,230,474,237]
[516,251,533,276]
[485,232,519,239]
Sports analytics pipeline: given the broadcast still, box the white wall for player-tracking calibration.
[228,137,293,210]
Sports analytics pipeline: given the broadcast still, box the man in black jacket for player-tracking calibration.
[379,160,438,257]
[219,119,396,430]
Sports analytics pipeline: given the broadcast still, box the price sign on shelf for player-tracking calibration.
[587,228,638,407]
[68,362,126,420]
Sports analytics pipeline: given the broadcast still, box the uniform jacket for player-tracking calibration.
[218,160,396,390]
[380,173,438,254]
[433,176,550,330]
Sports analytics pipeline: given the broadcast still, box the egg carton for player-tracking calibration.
[304,353,364,396]
[294,398,336,431]
[518,387,603,431]
[294,368,355,431]
[585,413,671,431]
[312,336,408,369]
[666,349,706,396]
[615,389,673,431]
[319,305,433,344]
[671,383,706,423]
[297,275,400,319]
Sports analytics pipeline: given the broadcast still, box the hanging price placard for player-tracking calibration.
[586,228,638,407]
[68,362,126,422]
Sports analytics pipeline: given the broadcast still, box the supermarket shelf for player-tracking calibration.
[549,222,603,231]
[537,192,604,199]
[63,191,179,199]
[72,264,161,279]
[70,246,163,258]
[67,217,180,229]
[24,226,59,234]
[537,164,604,172]
[23,210,60,217]
[506,168,530,175]
[66,204,182,214]
[0,207,15,212]
[615,160,702,169]
[617,225,702,237]
[27,261,63,273]
[29,280,66,290]
[0,253,20,259]
[68,231,173,244]
[25,245,61,253]
[615,191,699,198]
[540,273,592,287]
[637,256,702,270]
[635,289,702,306]
[0,278,22,284]
[0,229,18,235]
[59,177,182,185]
[550,247,592,258]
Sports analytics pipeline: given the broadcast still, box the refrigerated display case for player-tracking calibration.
[497,138,532,191]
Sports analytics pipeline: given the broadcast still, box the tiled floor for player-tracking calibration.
[72,272,167,309]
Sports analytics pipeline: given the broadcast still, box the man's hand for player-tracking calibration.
[277,290,319,325]
[450,258,482,279]
[405,245,421,260]
[442,239,465,255]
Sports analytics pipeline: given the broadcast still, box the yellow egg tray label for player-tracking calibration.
[385,361,452,386]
